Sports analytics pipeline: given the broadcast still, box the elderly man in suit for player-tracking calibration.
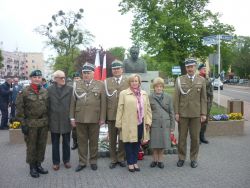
[48,70,73,171]
[105,60,129,169]
[174,59,207,168]
[70,63,106,172]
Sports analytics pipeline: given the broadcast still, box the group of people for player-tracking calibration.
[10,56,212,178]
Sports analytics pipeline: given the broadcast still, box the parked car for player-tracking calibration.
[20,80,31,88]
[0,78,5,84]
[212,79,223,90]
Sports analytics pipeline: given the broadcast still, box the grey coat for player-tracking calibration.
[149,93,175,149]
[48,84,73,134]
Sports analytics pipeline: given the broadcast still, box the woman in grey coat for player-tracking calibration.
[48,70,73,171]
[149,77,175,169]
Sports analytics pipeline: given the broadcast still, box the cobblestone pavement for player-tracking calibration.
[0,93,250,188]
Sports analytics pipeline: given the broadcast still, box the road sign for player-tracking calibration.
[172,66,181,75]
[220,35,233,41]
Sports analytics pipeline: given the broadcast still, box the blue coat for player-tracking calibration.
[0,82,12,104]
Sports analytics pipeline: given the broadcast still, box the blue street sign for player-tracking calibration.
[220,35,233,41]
[172,66,181,75]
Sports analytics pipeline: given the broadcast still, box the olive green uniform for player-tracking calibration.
[16,86,49,165]
[174,75,207,161]
[200,77,213,140]
[105,76,128,164]
[70,80,106,166]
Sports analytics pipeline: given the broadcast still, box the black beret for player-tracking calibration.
[72,72,81,78]
[29,70,42,77]
[198,64,206,70]
[184,58,197,66]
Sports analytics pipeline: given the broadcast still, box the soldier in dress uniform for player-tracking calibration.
[16,70,49,178]
[198,64,213,144]
[70,63,106,172]
[174,59,207,168]
[105,60,129,169]
[71,72,81,150]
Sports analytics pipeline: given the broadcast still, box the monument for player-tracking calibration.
[123,46,158,94]
[124,46,147,73]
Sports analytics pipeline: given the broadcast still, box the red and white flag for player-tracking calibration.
[101,54,107,80]
[94,51,101,80]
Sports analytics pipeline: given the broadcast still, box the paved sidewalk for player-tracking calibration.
[0,93,249,188]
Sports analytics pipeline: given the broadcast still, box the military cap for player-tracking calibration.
[111,60,123,69]
[82,62,95,72]
[29,70,42,77]
[72,72,81,78]
[184,58,197,66]
[198,63,206,70]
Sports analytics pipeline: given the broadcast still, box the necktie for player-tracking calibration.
[116,78,119,85]
[189,76,193,82]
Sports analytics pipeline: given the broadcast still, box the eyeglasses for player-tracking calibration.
[82,72,91,74]
[56,77,65,80]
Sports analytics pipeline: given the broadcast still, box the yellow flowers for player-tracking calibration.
[9,121,21,129]
[228,113,243,120]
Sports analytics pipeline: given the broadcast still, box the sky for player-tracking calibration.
[0,0,249,59]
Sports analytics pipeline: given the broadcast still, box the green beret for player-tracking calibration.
[198,64,206,70]
[82,62,95,72]
[30,70,42,77]
[111,60,123,69]
[184,58,197,66]
[72,72,81,78]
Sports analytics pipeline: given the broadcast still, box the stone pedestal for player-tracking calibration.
[207,120,244,137]
[124,71,159,94]
[9,129,52,144]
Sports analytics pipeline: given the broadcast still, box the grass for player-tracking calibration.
[210,103,227,115]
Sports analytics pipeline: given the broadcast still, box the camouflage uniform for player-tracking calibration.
[200,77,213,142]
[16,86,49,165]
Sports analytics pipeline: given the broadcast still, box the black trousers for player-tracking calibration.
[124,123,143,165]
[0,103,9,128]
[51,132,71,165]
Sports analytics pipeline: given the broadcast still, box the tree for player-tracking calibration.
[231,36,250,78]
[35,9,94,75]
[75,47,117,78]
[108,47,126,60]
[119,0,234,73]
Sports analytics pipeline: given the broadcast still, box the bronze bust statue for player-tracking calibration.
[124,46,147,73]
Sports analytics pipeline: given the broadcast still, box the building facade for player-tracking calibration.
[0,50,45,79]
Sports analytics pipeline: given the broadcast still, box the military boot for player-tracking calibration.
[200,132,209,144]
[36,162,48,174]
[71,139,78,150]
[30,164,39,178]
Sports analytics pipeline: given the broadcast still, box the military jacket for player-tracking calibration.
[16,85,48,127]
[70,80,106,123]
[174,74,207,118]
[205,77,213,113]
[105,76,129,120]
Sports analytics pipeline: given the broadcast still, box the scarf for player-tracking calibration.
[31,84,40,94]
[131,87,144,125]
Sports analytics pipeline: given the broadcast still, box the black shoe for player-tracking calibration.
[118,161,126,167]
[191,160,198,168]
[30,166,39,178]
[158,162,164,169]
[109,162,117,169]
[36,163,48,174]
[75,165,86,172]
[177,160,185,167]
[200,138,209,144]
[150,161,157,168]
[90,164,98,171]
[71,142,78,150]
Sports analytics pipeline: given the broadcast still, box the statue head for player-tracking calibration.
[129,46,140,61]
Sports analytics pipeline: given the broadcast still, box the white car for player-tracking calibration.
[20,80,31,88]
[212,79,223,90]
[0,78,5,84]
